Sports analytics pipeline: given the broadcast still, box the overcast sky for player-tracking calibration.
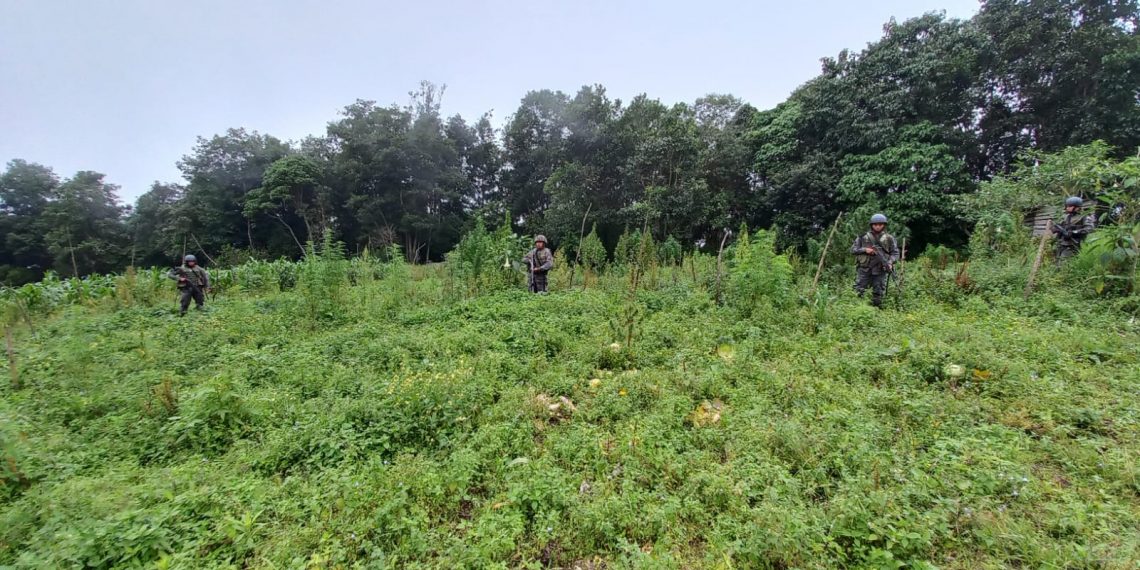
[1,0,980,203]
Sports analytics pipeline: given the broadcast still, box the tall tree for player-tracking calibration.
[837,122,974,249]
[245,155,330,254]
[401,82,467,261]
[327,100,413,254]
[128,182,184,267]
[695,95,759,241]
[0,160,58,283]
[177,128,291,256]
[447,113,503,213]
[977,0,1140,154]
[43,171,128,276]
[503,89,570,231]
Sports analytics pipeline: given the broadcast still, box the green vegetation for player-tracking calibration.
[2,1,1138,566]
[4,1,1139,283]
[2,220,1138,568]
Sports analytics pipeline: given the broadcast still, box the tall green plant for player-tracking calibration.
[448,215,527,296]
[727,229,794,316]
[1082,158,1140,295]
[579,224,607,271]
[297,230,348,325]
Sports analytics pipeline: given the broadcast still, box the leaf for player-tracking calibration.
[716,344,735,360]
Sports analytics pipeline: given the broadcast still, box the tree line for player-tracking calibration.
[2,0,1138,284]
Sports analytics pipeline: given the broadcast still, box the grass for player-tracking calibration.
[1,255,1138,569]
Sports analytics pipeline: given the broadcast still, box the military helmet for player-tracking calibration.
[184,254,197,263]
[1064,196,1083,208]
[534,235,548,244]
[869,213,889,225]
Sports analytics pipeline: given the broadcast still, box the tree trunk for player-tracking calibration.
[275,214,308,258]
[190,234,218,266]
[67,234,79,277]
[301,215,314,248]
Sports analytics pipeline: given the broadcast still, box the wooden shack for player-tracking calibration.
[1025,199,1099,236]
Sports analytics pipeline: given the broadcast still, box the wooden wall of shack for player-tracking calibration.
[1025,200,1100,236]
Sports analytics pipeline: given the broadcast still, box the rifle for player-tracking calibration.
[863,236,898,299]
[173,265,205,298]
[861,236,897,274]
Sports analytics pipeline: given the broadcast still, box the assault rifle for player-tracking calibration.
[864,238,899,301]
[172,265,205,298]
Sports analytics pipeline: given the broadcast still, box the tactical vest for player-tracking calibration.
[855,232,895,271]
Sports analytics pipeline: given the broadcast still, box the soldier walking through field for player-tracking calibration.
[1052,196,1096,263]
[851,213,900,308]
[168,254,210,315]
[523,235,554,293]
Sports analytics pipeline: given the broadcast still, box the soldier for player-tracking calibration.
[168,254,210,315]
[522,235,554,293]
[851,213,900,308]
[1052,196,1096,262]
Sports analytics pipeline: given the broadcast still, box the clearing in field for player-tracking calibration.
[1,240,1138,569]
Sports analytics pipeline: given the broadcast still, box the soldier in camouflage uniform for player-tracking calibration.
[167,254,210,315]
[522,235,554,293]
[851,213,900,308]
[1052,196,1096,262]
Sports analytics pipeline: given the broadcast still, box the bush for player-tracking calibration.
[297,231,349,324]
[579,224,607,271]
[659,236,682,266]
[726,229,794,315]
[448,216,527,296]
[163,377,254,456]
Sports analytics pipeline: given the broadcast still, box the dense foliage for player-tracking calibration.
[2,214,1139,567]
[3,0,1138,284]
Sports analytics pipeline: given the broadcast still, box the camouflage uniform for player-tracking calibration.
[168,264,210,314]
[851,230,899,308]
[1052,211,1095,261]
[523,247,554,293]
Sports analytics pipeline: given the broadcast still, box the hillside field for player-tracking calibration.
[1,250,1139,569]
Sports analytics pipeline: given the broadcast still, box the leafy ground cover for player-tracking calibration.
[1,249,1138,569]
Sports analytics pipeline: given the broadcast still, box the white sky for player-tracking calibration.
[0,0,980,202]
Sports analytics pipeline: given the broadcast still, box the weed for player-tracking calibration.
[0,224,1138,568]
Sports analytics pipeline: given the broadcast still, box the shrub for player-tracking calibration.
[163,377,254,456]
[448,215,527,296]
[659,236,682,266]
[726,229,793,315]
[579,224,607,271]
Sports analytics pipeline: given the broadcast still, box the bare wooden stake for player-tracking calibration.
[1024,221,1052,299]
[570,203,592,289]
[5,327,18,390]
[714,229,731,305]
[809,212,844,298]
